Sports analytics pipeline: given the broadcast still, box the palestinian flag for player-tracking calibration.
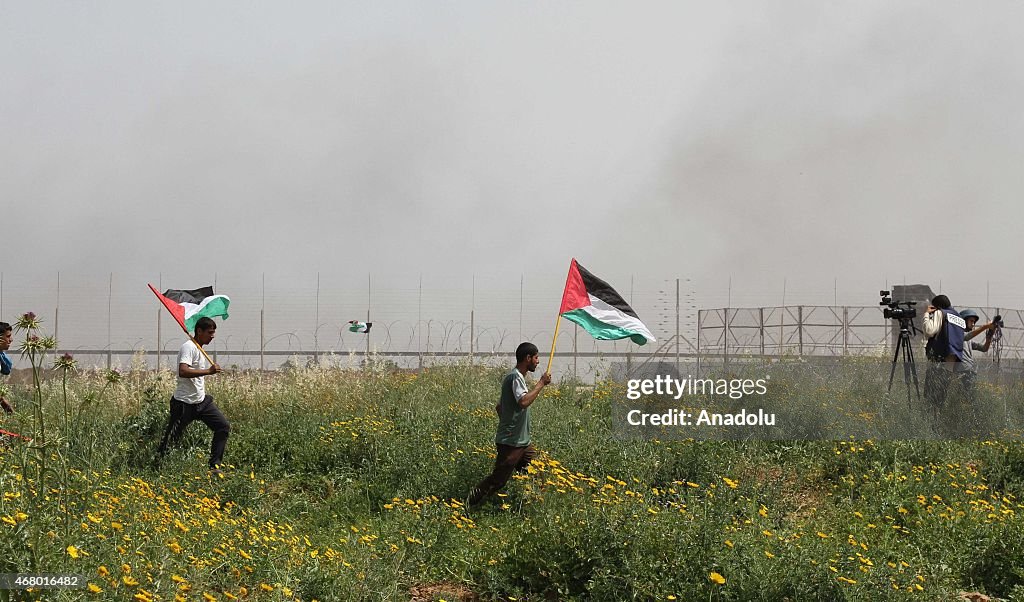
[348,321,372,333]
[558,259,655,345]
[148,284,231,332]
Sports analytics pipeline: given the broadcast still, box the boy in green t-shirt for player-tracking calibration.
[468,342,551,506]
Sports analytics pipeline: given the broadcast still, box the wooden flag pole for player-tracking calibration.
[148,285,217,367]
[545,315,562,374]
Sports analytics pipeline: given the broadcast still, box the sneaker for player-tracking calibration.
[467,487,486,507]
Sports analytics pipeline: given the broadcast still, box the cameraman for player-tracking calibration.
[922,295,966,411]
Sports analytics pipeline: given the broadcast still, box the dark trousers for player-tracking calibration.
[924,362,954,409]
[950,370,980,437]
[157,395,230,469]
[924,362,980,437]
[469,444,536,505]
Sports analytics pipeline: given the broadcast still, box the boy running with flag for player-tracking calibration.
[157,316,229,473]
[468,342,551,506]
[150,285,231,474]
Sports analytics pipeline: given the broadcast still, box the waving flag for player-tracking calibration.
[348,321,372,334]
[149,285,231,332]
[558,259,655,345]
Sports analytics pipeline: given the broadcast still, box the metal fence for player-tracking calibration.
[3,270,1022,378]
[697,305,1024,365]
[0,272,699,379]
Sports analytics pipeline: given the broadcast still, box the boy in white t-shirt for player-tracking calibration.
[157,317,229,471]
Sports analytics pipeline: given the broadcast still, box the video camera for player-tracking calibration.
[879,290,917,321]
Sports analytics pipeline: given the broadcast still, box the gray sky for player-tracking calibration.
[3,2,1024,361]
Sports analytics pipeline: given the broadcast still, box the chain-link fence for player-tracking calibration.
[697,305,1024,367]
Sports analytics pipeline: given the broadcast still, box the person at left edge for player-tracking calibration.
[0,322,13,414]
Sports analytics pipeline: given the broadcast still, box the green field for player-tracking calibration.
[3,354,1024,601]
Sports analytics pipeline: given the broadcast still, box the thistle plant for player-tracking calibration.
[15,312,56,446]
[98,368,123,413]
[13,311,57,577]
[104,368,122,385]
[54,353,78,435]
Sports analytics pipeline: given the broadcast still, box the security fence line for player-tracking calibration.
[697,305,1024,366]
[3,271,1021,376]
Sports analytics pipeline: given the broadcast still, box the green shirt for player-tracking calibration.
[495,368,530,446]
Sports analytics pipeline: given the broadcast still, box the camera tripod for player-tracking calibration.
[888,318,921,405]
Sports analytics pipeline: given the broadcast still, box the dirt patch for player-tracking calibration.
[737,464,827,522]
[408,582,479,602]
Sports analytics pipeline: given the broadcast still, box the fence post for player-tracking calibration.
[54,272,60,354]
[314,272,320,363]
[107,272,113,370]
[798,305,804,357]
[519,274,524,341]
[155,274,162,370]
[723,308,730,372]
[366,274,371,359]
[156,308,161,370]
[843,306,849,356]
[259,310,265,371]
[696,309,702,376]
[675,278,680,374]
[780,304,785,356]
[627,275,634,374]
[260,273,265,371]
[418,275,423,372]
[759,307,765,357]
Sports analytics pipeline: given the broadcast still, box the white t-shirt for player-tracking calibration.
[174,340,210,403]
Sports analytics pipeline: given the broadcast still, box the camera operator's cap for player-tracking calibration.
[961,309,980,320]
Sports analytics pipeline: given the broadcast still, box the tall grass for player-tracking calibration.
[1,357,1024,600]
